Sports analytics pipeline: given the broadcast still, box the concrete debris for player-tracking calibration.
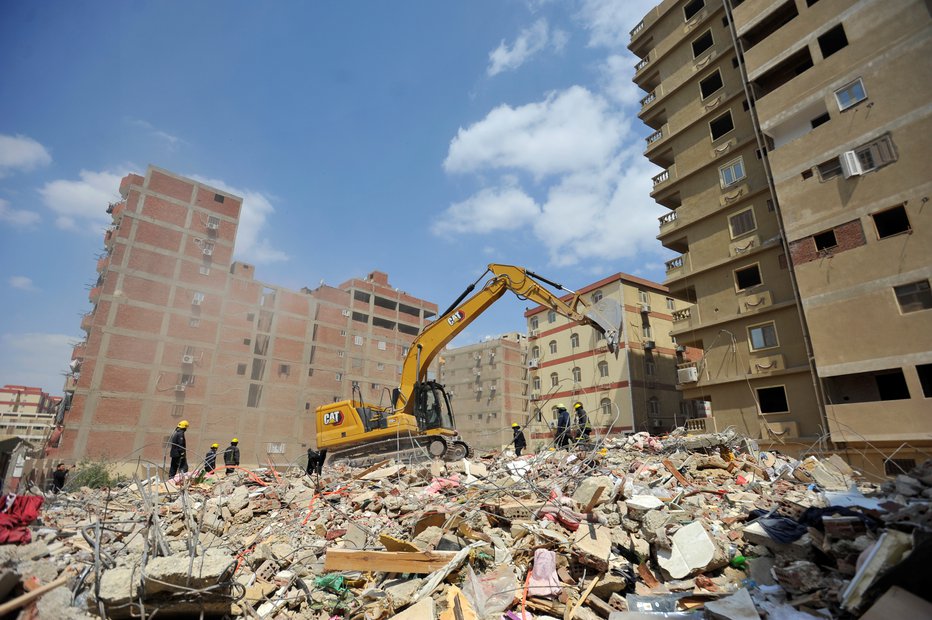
[1,431,930,618]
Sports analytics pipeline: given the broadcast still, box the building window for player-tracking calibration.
[171,404,184,418]
[199,266,210,275]
[817,23,848,59]
[530,317,539,330]
[598,361,609,378]
[666,297,675,310]
[338,351,345,358]
[748,322,779,350]
[709,111,734,141]
[735,264,762,290]
[213,193,225,203]
[894,281,932,313]
[247,383,263,408]
[917,364,932,398]
[646,359,656,376]
[639,290,649,303]
[335,372,343,381]
[550,373,559,387]
[246,312,255,322]
[189,318,200,327]
[757,386,789,413]
[572,367,582,382]
[843,134,897,177]
[699,70,723,99]
[547,310,557,324]
[207,215,220,228]
[648,397,660,415]
[885,458,917,476]
[817,157,842,180]
[354,335,363,346]
[570,333,579,348]
[810,112,830,129]
[531,345,540,358]
[592,290,603,303]
[835,78,866,111]
[600,398,612,416]
[402,346,410,356]
[691,30,713,58]
[643,325,652,339]
[192,291,205,305]
[813,230,838,251]
[279,364,290,377]
[719,157,745,188]
[533,376,541,390]
[872,205,911,239]
[267,442,285,454]
[236,363,246,375]
[549,340,557,354]
[378,340,387,350]
[683,0,704,20]
[728,208,756,238]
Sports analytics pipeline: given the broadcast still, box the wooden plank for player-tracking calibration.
[379,534,420,552]
[566,574,601,620]
[582,487,605,513]
[354,459,391,480]
[662,459,691,488]
[324,549,459,574]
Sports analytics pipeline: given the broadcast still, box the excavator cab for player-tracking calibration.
[412,381,455,432]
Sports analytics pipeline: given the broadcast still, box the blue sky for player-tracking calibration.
[0,0,668,393]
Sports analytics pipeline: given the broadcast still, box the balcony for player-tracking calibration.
[96,256,110,273]
[652,169,670,187]
[630,20,645,40]
[80,312,94,332]
[108,201,125,220]
[665,254,686,274]
[658,211,678,230]
[640,90,656,109]
[672,307,691,323]
[685,416,717,434]
[635,51,651,74]
[645,128,663,149]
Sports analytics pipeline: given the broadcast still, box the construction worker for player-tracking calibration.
[168,420,189,477]
[511,423,527,457]
[204,443,219,473]
[51,463,70,493]
[223,438,240,474]
[555,404,571,448]
[574,402,592,440]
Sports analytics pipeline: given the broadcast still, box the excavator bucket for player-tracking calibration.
[586,298,623,355]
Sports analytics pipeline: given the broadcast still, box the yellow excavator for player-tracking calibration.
[314,264,623,463]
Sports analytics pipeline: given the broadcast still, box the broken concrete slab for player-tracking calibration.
[656,521,726,580]
[572,522,613,573]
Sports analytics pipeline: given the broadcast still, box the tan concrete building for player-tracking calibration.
[524,273,693,446]
[0,385,59,451]
[632,0,932,475]
[731,0,932,473]
[631,0,824,448]
[438,333,529,452]
[55,166,437,470]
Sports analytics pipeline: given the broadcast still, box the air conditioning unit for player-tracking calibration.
[528,358,540,369]
[476,387,482,393]
[490,385,496,392]
[174,384,186,392]
[839,150,863,178]
[191,297,203,306]
[202,247,213,256]
[182,355,194,365]
[475,370,481,376]
[644,340,656,349]
[529,329,539,337]
[530,392,540,401]
[676,345,686,353]
[341,309,351,317]
[677,366,699,383]
[206,221,220,230]
[639,304,651,313]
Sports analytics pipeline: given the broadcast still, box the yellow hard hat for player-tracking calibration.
[177,420,189,429]
[574,402,583,409]
[231,438,239,444]
[211,443,219,448]
[511,423,520,428]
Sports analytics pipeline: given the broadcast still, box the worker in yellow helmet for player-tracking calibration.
[223,438,240,475]
[203,443,219,473]
[168,420,189,478]
[511,422,527,457]
[555,404,571,448]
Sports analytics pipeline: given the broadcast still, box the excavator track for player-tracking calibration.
[326,434,473,468]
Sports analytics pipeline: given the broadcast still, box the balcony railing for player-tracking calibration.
[658,211,678,228]
[635,55,651,73]
[640,91,656,108]
[665,255,685,272]
[672,307,691,322]
[685,417,717,434]
[630,20,645,39]
[645,128,663,145]
[652,169,670,186]
[88,286,101,302]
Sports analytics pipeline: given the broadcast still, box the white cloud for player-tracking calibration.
[444,86,627,178]
[0,198,40,227]
[190,176,288,264]
[0,332,78,393]
[38,169,124,231]
[9,276,37,291]
[599,55,643,106]
[128,119,184,148]
[577,0,659,48]
[432,185,540,237]
[0,134,52,177]
[487,19,568,76]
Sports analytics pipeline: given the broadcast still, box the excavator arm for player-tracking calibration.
[395,264,622,414]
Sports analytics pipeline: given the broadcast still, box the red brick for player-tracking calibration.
[93,397,143,424]
[134,220,183,252]
[142,195,189,228]
[148,170,195,202]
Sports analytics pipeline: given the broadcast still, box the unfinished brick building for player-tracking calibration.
[56,166,437,470]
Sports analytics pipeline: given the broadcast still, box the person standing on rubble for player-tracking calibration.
[223,438,240,474]
[511,423,527,456]
[574,402,592,441]
[555,404,571,448]
[204,443,219,473]
[168,420,189,477]
[52,463,70,493]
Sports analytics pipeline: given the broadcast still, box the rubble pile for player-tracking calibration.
[2,433,931,619]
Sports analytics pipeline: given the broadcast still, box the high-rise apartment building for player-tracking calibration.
[525,273,692,440]
[438,333,528,452]
[632,0,931,474]
[730,0,932,472]
[56,166,436,470]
